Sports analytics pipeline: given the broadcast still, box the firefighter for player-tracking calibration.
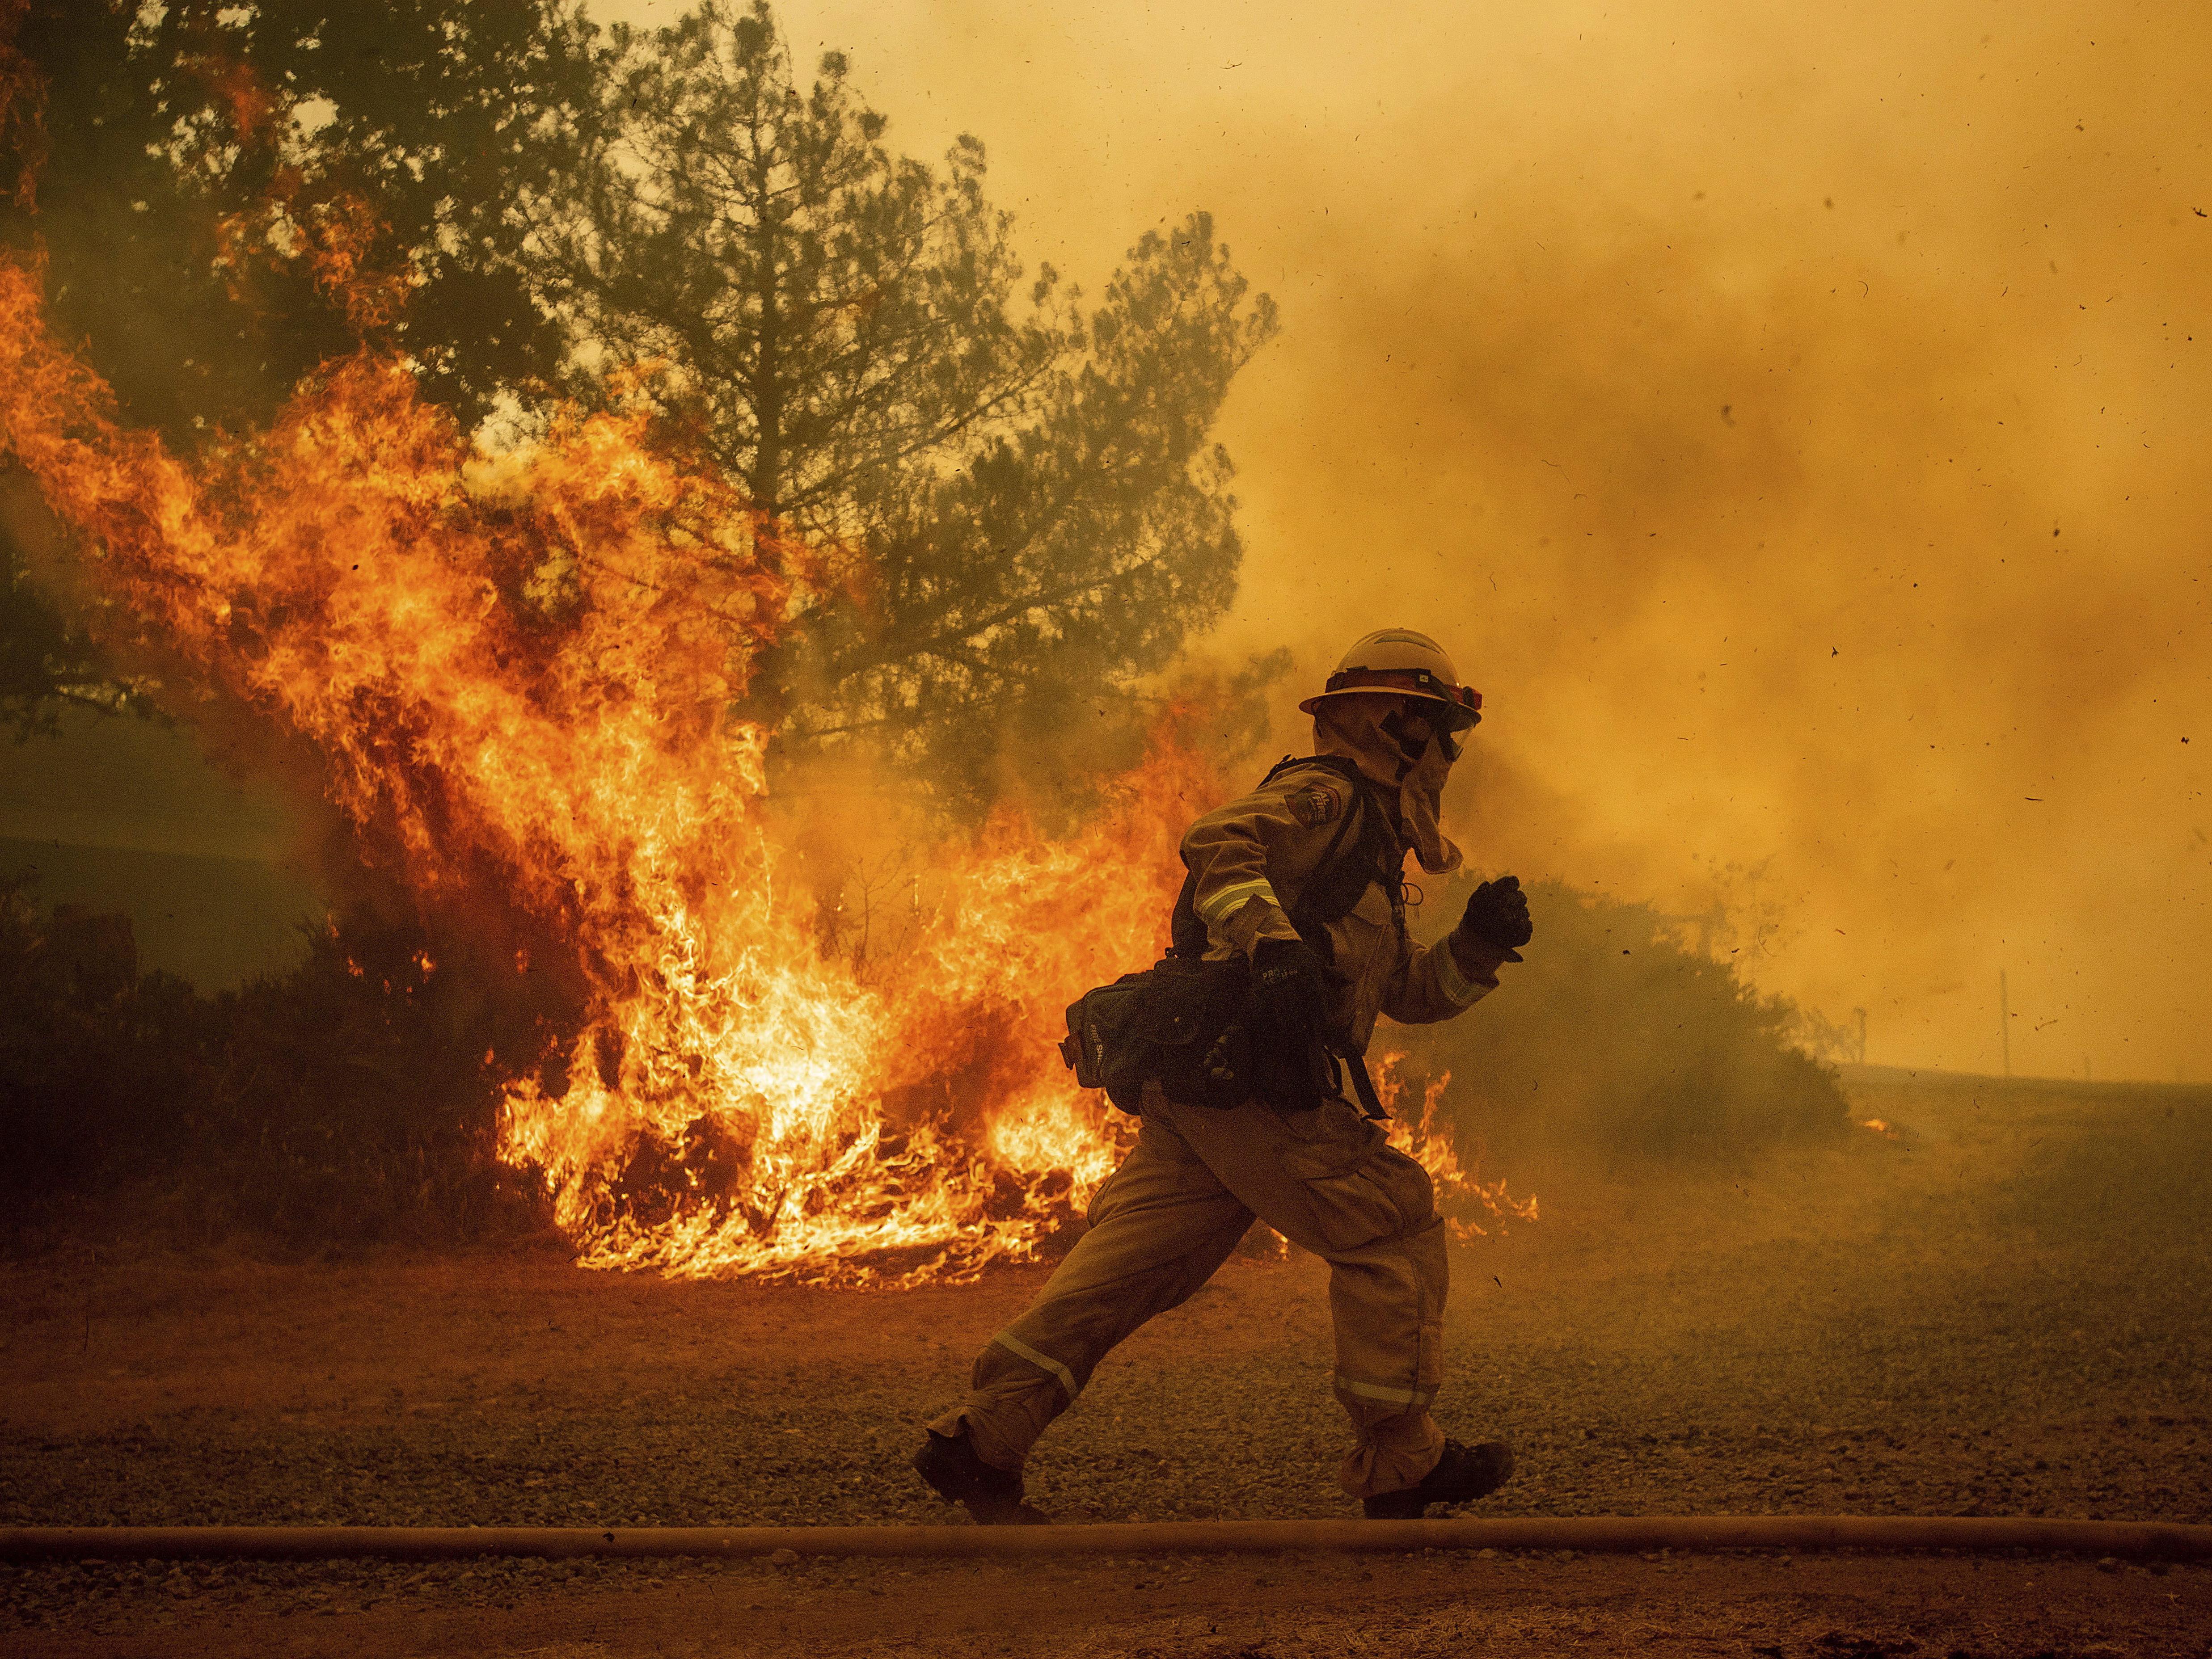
[913,628,1533,1524]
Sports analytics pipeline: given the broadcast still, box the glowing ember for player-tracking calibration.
[0,252,1523,1284]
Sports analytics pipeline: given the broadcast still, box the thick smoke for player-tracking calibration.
[726,0,2212,1079]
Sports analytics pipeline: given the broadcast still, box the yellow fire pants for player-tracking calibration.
[929,1083,1449,1499]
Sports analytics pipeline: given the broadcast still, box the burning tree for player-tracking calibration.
[0,262,1207,1277]
[0,0,598,726]
[0,0,591,440]
[2,0,1278,794]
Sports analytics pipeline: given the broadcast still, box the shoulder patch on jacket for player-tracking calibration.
[1283,777,1347,828]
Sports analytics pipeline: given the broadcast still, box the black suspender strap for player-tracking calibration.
[1338,1049,1390,1120]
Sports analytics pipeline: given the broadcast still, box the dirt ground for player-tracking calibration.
[3,1072,2208,1656]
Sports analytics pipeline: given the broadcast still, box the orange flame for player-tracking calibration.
[0,249,1525,1283]
[1374,1054,1540,1241]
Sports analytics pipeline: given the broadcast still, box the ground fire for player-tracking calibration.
[0,253,1524,1285]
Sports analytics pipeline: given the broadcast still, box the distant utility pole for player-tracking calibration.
[2000,970,2011,1078]
[1853,1007,1868,1065]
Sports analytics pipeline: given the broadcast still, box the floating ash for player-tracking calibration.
[0,253,1521,1284]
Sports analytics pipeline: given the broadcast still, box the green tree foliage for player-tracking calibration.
[0,0,595,729]
[1397,879,1850,1170]
[519,0,1278,787]
[1,0,593,440]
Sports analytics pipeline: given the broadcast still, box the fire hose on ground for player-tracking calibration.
[2,1517,2207,1562]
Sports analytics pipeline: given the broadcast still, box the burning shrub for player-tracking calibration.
[1395,878,1850,1171]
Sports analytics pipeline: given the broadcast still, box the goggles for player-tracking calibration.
[1425,715,1468,765]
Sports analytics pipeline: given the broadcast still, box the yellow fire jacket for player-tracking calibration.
[1179,759,1508,1052]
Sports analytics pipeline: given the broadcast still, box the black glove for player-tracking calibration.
[1250,936,1330,1045]
[1457,876,1532,956]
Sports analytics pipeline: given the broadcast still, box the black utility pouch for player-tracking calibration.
[1059,973,1152,1106]
[1060,955,1252,1113]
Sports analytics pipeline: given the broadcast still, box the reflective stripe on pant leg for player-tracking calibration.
[1333,1372,1436,1410]
[929,1106,1252,1473]
[1152,1094,1452,1498]
[991,1331,1079,1401]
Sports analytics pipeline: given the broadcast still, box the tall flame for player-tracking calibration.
[0,253,1520,1284]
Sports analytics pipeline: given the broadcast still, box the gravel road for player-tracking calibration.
[2,1073,2207,1653]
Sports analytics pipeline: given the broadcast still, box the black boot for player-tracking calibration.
[912,1427,1052,1526]
[1361,1438,1515,1519]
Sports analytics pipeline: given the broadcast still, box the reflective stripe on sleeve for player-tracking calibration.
[1332,1372,1438,1409]
[1195,876,1281,928]
[991,1331,1079,1400]
[1434,939,1483,1006]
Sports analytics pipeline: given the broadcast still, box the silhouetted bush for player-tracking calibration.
[0,874,217,1192]
[0,874,548,1247]
[197,914,549,1243]
[1394,878,1850,1171]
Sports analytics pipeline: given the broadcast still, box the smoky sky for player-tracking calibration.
[620,2,2212,1078]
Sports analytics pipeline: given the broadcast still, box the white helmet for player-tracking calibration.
[1297,628,1482,732]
